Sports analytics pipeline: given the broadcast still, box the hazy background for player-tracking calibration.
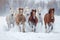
[0,0,60,16]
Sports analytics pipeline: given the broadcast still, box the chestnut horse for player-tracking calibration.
[28,9,38,32]
[44,8,55,32]
[15,8,26,32]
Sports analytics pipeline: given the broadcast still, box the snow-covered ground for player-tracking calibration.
[0,8,60,40]
[0,15,60,40]
[0,32,60,40]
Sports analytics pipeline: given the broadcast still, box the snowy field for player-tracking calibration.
[0,15,60,40]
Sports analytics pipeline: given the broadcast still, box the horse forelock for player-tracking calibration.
[49,8,55,14]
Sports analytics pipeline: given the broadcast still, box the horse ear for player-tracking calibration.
[32,9,36,13]
[19,8,23,10]
[48,9,51,14]
[52,8,55,12]
[48,8,55,14]
[30,12,32,16]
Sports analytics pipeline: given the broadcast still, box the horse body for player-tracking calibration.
[44,8,55,33]
[28,9,38,32]
[29,16,38,32]
[6,14,15,30]
[44,13,50,25]
[15,13,26,32]
[29,16,38,25]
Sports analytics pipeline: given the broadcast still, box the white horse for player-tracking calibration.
[6,14,15,30]
[38,13,43,25]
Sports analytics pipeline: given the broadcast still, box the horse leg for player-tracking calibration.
[50,22,53,31]
[45,23,47,32]
[48,23,51,33]
[29,22,34,32]
[32,25,34,32]
[8,23,11,30]
[13,23,14,27]
[31,24,36,32]
[33,25,36,32]
[23,23,25,32]
[48,23,53,32]
[41,20,43,26]
[19,24,21,32]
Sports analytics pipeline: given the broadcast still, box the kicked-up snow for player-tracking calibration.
[0,15,60,40]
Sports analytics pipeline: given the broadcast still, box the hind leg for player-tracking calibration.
[48,22,53,32]
[13,23,14,27]
[50,22,53,31]
[45,23,47,32]
[33,25,36,32]
[23,23,25,32]
[32,25,34,32]
[19,25,21,32]
[48,23,51,32]
[8,23,11,30]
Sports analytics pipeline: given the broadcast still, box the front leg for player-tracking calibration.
[23,23,25,32]
[19,25,21,32]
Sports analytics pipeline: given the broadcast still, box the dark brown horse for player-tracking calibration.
[28,9,38,32]
[44,8,55,32]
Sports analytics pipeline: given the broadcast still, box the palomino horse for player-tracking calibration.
[6,13,15,30]
[15,8,26,32]
[44,8,55,32]
[28,9,38,32]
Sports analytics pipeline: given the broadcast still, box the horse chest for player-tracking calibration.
[30,17,36,24]
[18,16,23,21]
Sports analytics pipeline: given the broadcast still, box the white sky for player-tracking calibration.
[35,0,51,4]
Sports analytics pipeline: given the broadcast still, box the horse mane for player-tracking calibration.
[48,8,55,14]
[30,9,36,16]
[19,8,23,10]
[30,12,33,16]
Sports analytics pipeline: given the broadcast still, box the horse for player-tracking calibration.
[38,13,43,25]
[24,9,30,22]
[15,8,26,32]
[6,13,15,30]
[44,8,55,33]
[28,9,38,32]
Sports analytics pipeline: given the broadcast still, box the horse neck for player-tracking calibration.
[49,13,54,19]
[32,15,36,19]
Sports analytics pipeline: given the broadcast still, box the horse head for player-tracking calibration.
[49,8,55,20]
[19,8,23,14]
[31,9,36,18]
[29,9,38,25]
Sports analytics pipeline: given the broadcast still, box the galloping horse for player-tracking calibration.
[6,13,15,30]
[28,9,38,32]
[15,8,26,32]
[38,13,43,25]
[44,8,55,32]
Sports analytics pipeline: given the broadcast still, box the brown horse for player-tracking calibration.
[28,9,38,32]
[44,8,55,32]
[15,8,26,32]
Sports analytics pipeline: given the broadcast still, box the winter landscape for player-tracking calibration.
[0,0,60,40]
